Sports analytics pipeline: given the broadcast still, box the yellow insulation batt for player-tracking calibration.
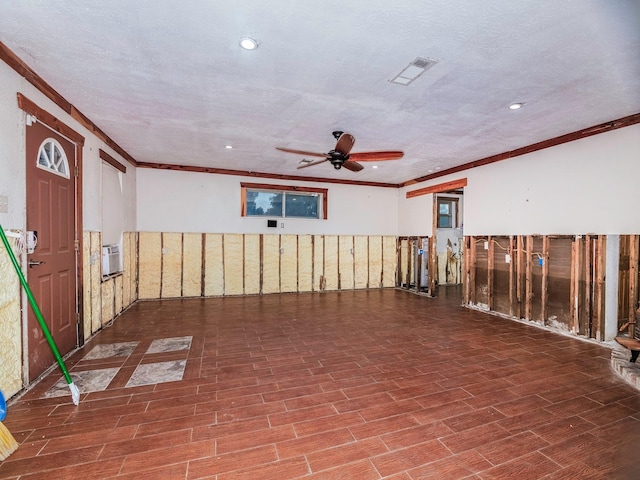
[297,235,313,292]
[182,233,203,297]
[244,235,260,295]
[223,234,244,295]
[280,234,298,293]
[262,234,280,294]
[138,232,162,299]
[204,234,224,297]
[161,232,183,298]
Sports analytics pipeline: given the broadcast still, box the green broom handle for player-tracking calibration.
[0,226,73,385]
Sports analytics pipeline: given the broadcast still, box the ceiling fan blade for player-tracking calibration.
[296,158,330,169]
[334,133,355,156]
[276,147,329,158]
[349,151,404,162]
[342,160,364,172]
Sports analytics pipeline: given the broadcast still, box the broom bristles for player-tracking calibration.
[0,421,18,460]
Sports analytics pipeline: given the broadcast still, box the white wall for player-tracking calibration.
[400,123,640,236]
[398,192,433,236]
[136,168,399,235]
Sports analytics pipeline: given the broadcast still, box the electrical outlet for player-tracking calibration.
[280,222,284,228]
[505,254,511,264]
[0,194,8,213]
[484,241,488,249]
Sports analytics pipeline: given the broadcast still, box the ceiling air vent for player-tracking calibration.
[390,57,438,86]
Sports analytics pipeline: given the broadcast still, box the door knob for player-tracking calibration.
[28,260,45,268]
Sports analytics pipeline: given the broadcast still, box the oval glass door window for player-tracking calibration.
[37,138,70,178]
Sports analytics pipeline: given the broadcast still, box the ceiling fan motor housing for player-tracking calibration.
[328,150,347,169]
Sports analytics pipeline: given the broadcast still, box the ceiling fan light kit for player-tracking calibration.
[277,131,403,173]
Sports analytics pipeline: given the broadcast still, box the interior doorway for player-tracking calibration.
[433,190,464,287]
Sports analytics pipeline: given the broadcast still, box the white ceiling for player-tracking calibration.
[1,0,639,184]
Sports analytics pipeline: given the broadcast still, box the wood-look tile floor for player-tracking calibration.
[2,288,639,479]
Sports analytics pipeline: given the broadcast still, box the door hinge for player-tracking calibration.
[74,165,79,177]
[75,239,79,252]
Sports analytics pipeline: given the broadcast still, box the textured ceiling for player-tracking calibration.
[1,0,639,184]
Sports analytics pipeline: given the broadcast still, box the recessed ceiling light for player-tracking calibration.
[372,165,378,169]
[509,102,524,110]
[225,145,233,149]
[428,169,434,173]
[240,37,258,50]
[435,166,441,170]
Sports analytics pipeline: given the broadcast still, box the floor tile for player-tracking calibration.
[125,359,187,387]
[43,367,120,398]
[82,341,139,360]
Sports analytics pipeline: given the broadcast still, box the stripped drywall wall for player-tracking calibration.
[463,234,610,341]
[136,232,398,298]
[82,231,138,337]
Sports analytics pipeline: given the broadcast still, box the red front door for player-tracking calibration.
[25,121,78,381]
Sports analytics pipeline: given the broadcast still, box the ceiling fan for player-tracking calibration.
[276,131,404,172]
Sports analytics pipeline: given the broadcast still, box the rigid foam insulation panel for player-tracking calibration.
[369,236,383,288]
[90,231,102,332]
[280,234,298,293]
[339,235,355,290]
[82,231,92,340]
[223,234,244,295]
[382,236,397,288]
[138,232,162,299]
[0,235,23,396]
[161,232,183,298]
[354,236,369,289]
[324,235,339,291]
[244,235,260,295]
[101,279,115,326]
[298,235,313,292]
[262,234,280,294]
[204,233,224,296]
[313,235,324,291]
[182,233,203,297]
